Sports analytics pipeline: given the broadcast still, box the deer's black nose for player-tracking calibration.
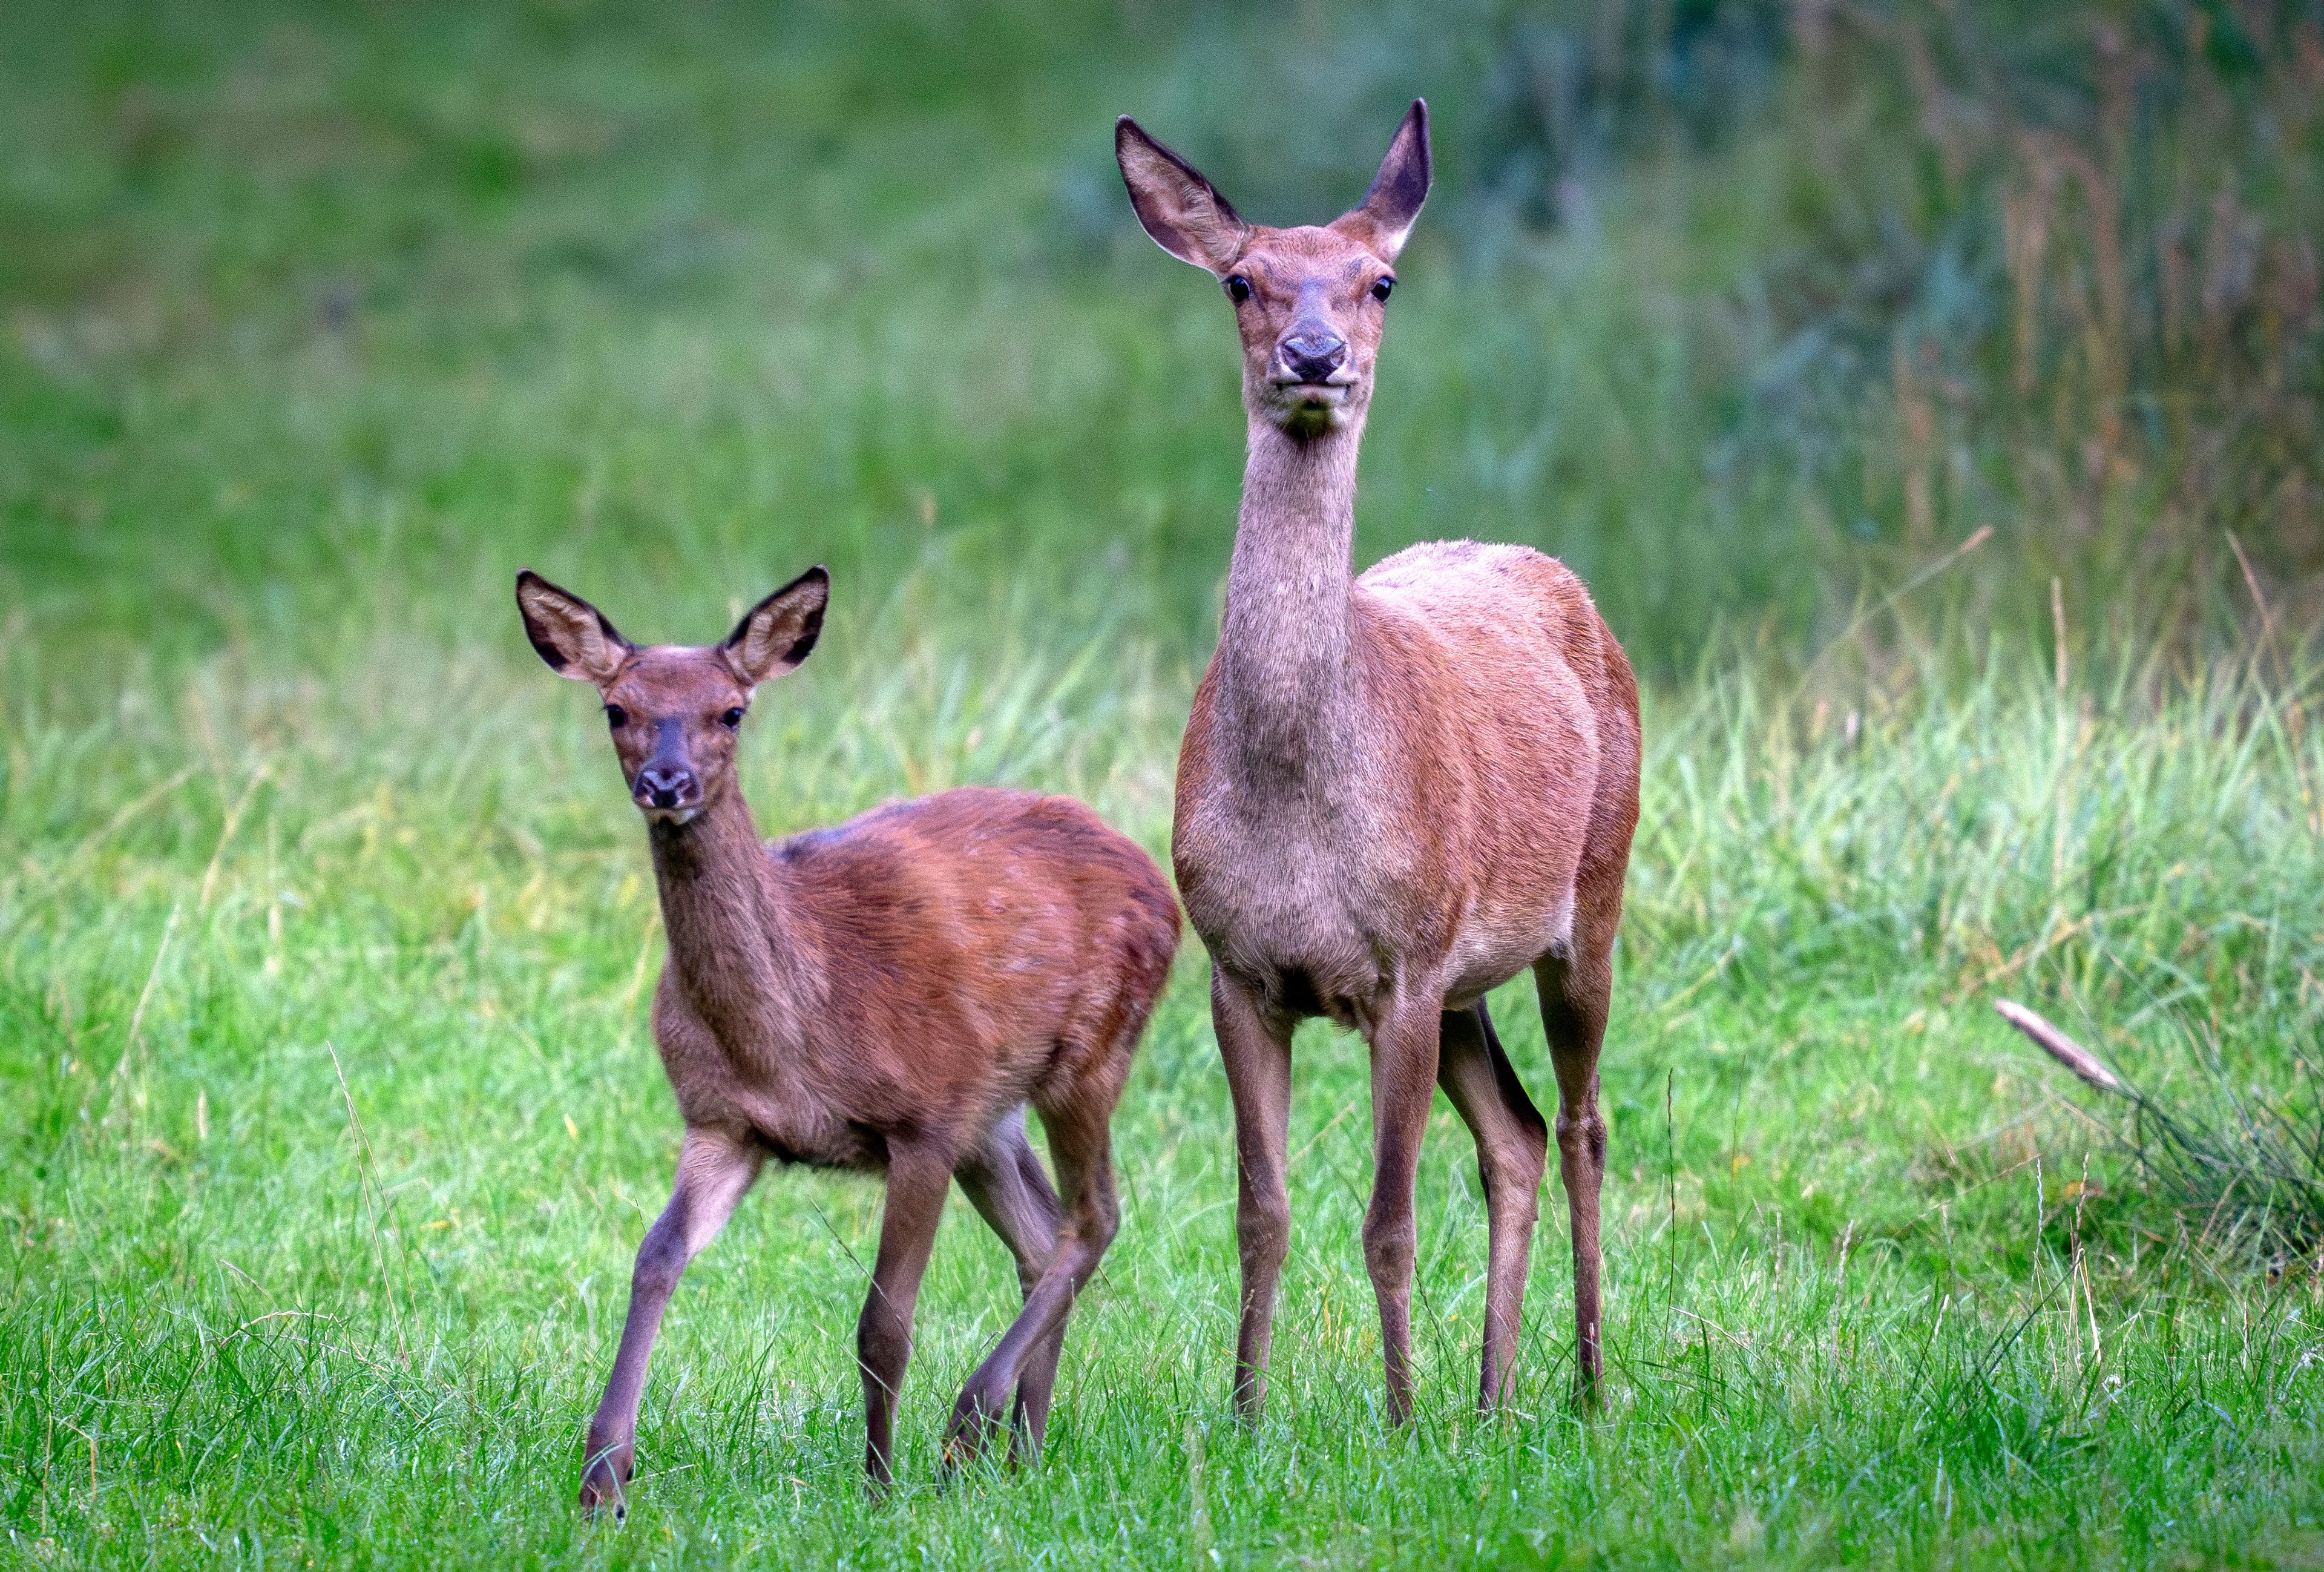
[635,764,698,810]
[1279,331,1348,384]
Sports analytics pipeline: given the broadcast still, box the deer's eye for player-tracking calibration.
[720,708,746,730]
[1371,277,1394,303]
[1226,275,1252,303]
[604,705,628,729]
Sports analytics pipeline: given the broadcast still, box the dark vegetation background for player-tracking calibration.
[2,1,2322,1567]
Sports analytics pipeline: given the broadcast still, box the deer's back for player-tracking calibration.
[1354,539,1635,746]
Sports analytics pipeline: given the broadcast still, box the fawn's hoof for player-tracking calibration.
[940,1386,1009,1468]
[578,1455,631,1519]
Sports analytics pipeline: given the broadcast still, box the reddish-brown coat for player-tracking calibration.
[649,785,1177,1162]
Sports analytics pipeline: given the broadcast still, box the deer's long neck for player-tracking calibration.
[648,791,819,1041]
[1217,416,1366,781]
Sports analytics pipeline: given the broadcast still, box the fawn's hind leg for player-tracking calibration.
[955,1113,1066,1459]
[945,1094,1121,1464]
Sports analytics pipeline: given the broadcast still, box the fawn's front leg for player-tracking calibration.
[858,1140,953,1486]
[580,1126,761,1517]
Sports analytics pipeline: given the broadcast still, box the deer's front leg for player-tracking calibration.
[1213,968,1295,1421]
[1362,994,1443,1426]
[858,1140,953,1487]
[580,1126,761,1518]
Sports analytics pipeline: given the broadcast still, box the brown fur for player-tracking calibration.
[516,569,1178,1505]
[1119,102,1641,1419]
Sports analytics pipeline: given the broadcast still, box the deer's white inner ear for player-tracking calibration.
[1366,215,1417,263]
[723,591,823,685]
[1118,127,1249,272]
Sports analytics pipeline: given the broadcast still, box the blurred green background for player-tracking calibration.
[8,0,2315,673]
[4,2,2323,1567]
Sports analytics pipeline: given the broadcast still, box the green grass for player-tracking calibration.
[4,2,2323,1567]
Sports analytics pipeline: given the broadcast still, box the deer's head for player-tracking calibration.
[516,567,829,826]
[1116,101,1430,438]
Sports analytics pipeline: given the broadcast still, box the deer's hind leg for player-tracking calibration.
[1535,932,1615,1396]
[1436,999,1550,1407]
[953,1113,1067,1462]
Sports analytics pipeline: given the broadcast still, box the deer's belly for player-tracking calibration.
[1439,885,1575,1008]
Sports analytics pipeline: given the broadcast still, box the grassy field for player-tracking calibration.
[4,2,2322,1567]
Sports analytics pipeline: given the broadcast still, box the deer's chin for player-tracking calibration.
[640,803,702,826]
[1261,382,1359,435]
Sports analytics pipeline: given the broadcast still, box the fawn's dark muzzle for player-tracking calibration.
[635,765,698,811]
[632,721,702,817]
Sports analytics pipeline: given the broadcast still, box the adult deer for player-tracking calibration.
[516,568,1178,1507]
[1116,102,1640,1421]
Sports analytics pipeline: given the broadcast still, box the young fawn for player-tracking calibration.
[1117,102,1640,1421]
[516,567,1178,1507]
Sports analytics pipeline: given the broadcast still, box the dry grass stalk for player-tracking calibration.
[1994,999,2124,1093]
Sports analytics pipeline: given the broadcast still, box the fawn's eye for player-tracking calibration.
[720,708,746,730]
[1226,275,1252,303]
[604,705,628,728]
[1371,277,1394,303]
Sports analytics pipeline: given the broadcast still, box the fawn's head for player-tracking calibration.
[516,567,829,825]
[1116,101,1430,438]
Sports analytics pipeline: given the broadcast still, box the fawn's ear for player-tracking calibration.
[722,566,829,687]
[1115,116,1251,274]
[516,570,632,683]
[1332,99,1430,263]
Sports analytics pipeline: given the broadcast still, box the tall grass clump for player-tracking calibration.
[2003,995,2324,1266]
[1620,580,2324,1272]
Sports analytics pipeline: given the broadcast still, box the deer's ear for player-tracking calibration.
[722,566,829,687]
[1115,117,1251,274]
[516,570,631,683]
[1333,99,1431,262]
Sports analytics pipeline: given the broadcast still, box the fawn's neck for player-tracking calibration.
[647,790,819,1038]
[1217,416,1366,782]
